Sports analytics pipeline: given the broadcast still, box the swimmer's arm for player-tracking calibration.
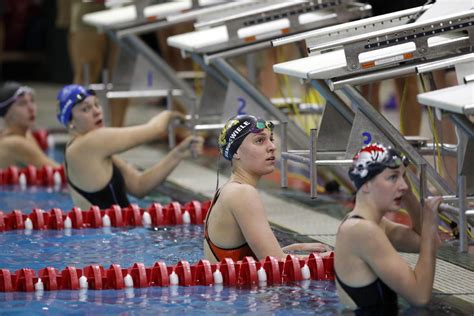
[384,181,423,252]
[229,185,286,260]
[282,243,331,253]
[383,218,420,253]
[113,136,203,198]
[354,219,438,307]
[401,175,423,235]
[2,137,59,168]
[112,155,177,198]
[81,111,178,157]
[402,184,423,235]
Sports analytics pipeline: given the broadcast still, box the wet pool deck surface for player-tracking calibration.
[13,82,474,314]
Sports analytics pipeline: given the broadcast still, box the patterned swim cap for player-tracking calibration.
[0,82,34,117]
[349,143,409,190]
[56,84,95,126]
[218,114,274,161]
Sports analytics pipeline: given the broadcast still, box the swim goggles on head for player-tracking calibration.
[220,118,274,160]
[251,119,274,133]
[349,143,409,190]
[381,148,409,169]
[0,86,33,109]
[225,118,274,146]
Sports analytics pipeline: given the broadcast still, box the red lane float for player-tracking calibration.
[0,200,211,232]
[32,129,49,151]
[0,164,65,187]
[0,252,334,292]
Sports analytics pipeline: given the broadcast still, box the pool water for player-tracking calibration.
[0,280,341,315]
[0,226,204,272]
[0,186,346,315]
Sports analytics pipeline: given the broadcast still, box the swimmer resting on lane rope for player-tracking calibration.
[0,81,59,168]
[335,143,442,312]
[204,114,331,263]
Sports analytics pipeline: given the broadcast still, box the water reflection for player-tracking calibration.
[0,280,469,315]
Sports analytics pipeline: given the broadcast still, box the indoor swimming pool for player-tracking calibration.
[0,185,470,315]
[0,186,344,315]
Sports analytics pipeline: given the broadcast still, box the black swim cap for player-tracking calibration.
[218,115,274,161]
[0,82,34,117]
[349,143,409,190]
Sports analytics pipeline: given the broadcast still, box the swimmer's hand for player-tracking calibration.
[172,135,204,159]
[282,242,331,253]
[169,111,186,123]
[148,110,186,129]
[423,196,443,248]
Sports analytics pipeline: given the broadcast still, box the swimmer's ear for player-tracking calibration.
[69,124,75,129]
[233,151,240,160]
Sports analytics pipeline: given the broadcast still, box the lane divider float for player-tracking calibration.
[0,165,66,188]
[0,200,212,231]
[0,252,335,292]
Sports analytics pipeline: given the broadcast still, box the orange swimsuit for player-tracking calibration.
[204,188,257,262]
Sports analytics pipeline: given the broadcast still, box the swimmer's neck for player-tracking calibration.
[352,195,386,224]
[2,124,29,137]
[230,168,260,187]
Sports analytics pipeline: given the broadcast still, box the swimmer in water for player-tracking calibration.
[0,81,59,168]
[335,143,442,312]
[57,84,204,210]
[204,114,330,263]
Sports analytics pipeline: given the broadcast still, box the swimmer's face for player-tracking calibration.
[234,129,276,176]
[70,95,104,133]
[366,165,408,212]
[4,92,37,129]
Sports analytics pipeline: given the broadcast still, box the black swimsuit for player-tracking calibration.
[336,215,398,309]
[64,142,130,209]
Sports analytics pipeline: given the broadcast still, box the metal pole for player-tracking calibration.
[419,163,427,206]
[457,125,468,252]
[458,174,468,252]
[190,97,198,159]
[280,122,288,188]
[167,90,176,148]
[83,63,90,86]
[310,129,318,199]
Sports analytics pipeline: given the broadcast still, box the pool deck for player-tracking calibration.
[17,82,474,312]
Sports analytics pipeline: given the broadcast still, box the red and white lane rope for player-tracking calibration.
[0,165,66,188]
[0,252,335,292]
[0,200,212,231]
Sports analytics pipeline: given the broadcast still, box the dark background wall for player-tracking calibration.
[0,0,72,83]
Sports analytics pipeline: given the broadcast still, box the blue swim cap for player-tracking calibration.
[218,114,274,161]
[349,143,409,190]
[56,84,95,126]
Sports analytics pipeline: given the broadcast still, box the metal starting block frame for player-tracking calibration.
[272,7,473,216]
[416,53,474,252]
[193,0,371,62]
[167,0,371,148]
[83,0,235,126]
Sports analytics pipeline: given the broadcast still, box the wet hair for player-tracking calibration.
[218,114,274,161]
[56,84,95,126]
[0,82,34,117]
[349,143,409,191]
